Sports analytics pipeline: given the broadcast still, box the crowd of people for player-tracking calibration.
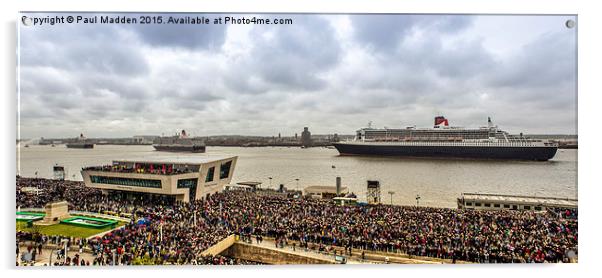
[16,231,92,266]
[208,190,578,263]
[82,164,195,176]
[16,177,578,265]
[548,207,578,220]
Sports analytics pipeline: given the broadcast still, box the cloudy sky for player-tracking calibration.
[18,13,577,138]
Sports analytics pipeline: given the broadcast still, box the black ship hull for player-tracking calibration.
[333,143,558,161]
[153,145,206,153]
[66,143,94,149]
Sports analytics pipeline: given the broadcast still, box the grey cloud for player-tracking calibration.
[224,15,342,93]
[423,39,496,79]
[149,65,224,112]
[127,17,227,50]
[488,32,575,89]
[19,68,75,95]
[333,40,495,112]
[160,89,221,112]
[351,15,474,52]
[20,22,149,77]
[479,30,576,119]
[66,43,148,76]
[340,15,494,103]
[429,15,473,34]
[351,15,418,51]
[19,67,81,119]
[76,75,150,101]
[170,89,221,102]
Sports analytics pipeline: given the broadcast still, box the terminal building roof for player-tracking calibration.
[111,156,236,165]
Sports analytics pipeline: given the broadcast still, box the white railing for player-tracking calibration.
[68,211,131,222]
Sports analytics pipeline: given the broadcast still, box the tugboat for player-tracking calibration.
[66,133,94,149]
[153,130,206,153]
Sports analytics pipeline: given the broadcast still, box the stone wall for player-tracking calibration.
[223,242,333,265]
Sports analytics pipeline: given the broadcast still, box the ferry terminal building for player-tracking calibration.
[81,156,237,203]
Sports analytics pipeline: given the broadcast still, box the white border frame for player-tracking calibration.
[2,1,598,278]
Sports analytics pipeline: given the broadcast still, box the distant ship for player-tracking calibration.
[66,133,94,149]
[332,116,558,161]
[153,130,206,153]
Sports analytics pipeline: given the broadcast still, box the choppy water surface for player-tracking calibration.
[16,145,577,208]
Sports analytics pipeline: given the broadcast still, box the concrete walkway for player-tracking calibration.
[16,246,96,266]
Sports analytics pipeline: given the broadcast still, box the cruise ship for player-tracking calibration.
[66,133,94,149]
[153,130,206,153]
[332,116,558,161]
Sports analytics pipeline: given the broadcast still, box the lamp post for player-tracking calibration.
[331,165,338,193]
[388,191,395,205]
[62,239,68,265]
[49,249,54,266]
[295,178,300,191]
[331,165,337,182]
[416,194,421,207]
[268,177,273,189]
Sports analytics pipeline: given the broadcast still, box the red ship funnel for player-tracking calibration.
[434,116,449,127]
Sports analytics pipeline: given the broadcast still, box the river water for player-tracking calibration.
[16,145,577,208]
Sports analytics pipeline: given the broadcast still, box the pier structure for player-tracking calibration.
[457,192,577,211]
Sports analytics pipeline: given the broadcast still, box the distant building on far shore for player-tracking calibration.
[133,135,160,144]
[301,127,312,147]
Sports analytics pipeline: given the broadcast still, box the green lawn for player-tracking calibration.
[16,221,127,238]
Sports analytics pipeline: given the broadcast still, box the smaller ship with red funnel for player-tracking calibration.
[153,130,206,153]
[66,133,94,149]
